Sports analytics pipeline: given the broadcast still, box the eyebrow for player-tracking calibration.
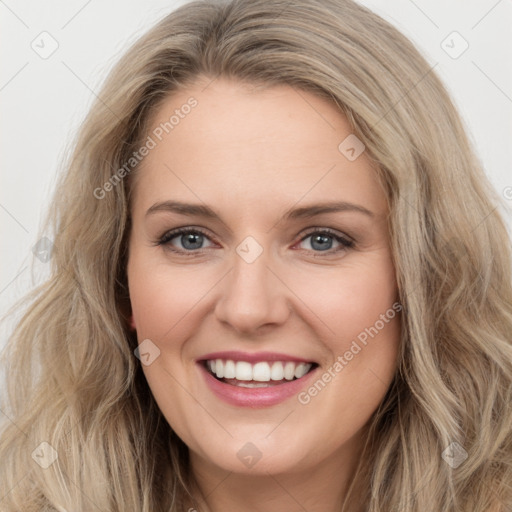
[145,200,375,224]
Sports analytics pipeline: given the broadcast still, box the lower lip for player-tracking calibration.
[198,363,318,408]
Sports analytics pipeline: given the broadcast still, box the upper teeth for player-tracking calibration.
[207,360,312,382]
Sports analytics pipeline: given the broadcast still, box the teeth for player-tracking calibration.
[294,363,308,379]
[283,362,296,380]
[224,360,236,379]
[215,360,224,378]
[236,382,271,388]
[206,359,313,382]
[253,362,271,382]
[235,361,253,381]
[270,362,284,381]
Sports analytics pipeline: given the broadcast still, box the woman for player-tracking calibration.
[1,0,510,510]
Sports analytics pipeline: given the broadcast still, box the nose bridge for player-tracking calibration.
[214,238,290,333]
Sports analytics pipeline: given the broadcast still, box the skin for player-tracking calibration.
[127,76,401,512]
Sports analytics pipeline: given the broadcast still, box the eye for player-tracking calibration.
[295,228,354,255]
[156,226,354,257]
[157,227,215,253]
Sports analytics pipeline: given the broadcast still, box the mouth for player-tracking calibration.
[201,358,319,388]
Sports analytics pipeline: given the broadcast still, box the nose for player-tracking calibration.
[214,248,291,335]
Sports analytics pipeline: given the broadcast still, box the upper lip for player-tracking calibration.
[198,351,316,364]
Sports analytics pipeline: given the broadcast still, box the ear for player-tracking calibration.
[129,314,136,330]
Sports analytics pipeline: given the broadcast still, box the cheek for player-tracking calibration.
[290,263,400,450]
[128,247,399,347]
[291,255,400,406]
[293,256,398,349]
[128,254,211,341]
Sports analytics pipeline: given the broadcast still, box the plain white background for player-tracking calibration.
[1,0,511,350]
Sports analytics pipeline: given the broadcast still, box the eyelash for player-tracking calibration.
[155,226,355,257]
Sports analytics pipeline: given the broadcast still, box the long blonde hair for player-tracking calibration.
[1,0,511,510]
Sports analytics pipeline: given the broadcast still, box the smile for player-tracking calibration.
[197,351,319,407]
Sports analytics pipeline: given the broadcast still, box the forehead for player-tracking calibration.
[132,77,387,218]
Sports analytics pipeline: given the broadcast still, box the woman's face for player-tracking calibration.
[127,77,400,477]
